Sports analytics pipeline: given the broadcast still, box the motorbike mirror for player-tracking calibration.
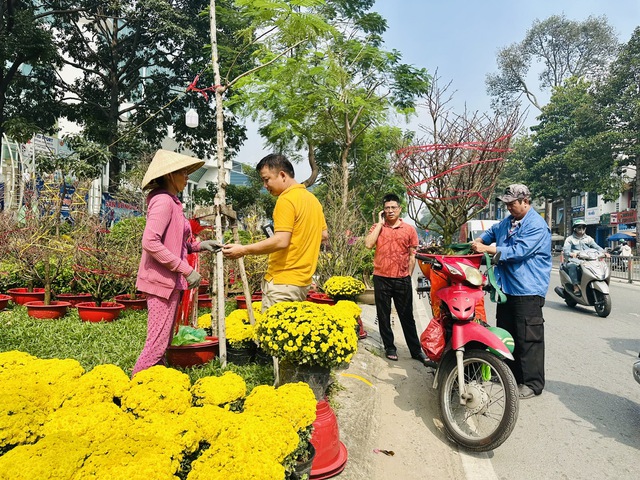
[492,252,502,265]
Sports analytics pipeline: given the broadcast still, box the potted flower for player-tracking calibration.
[165,325,219,368]
[255,301,359,400]
[322,275,366,302]
[73,217,126,321]
[108,217,147,309]
[0,194,75,318]
[225,308,258,364]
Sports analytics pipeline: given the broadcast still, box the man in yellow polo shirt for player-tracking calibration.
[222,154,328,310]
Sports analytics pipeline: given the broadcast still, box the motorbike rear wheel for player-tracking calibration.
[438,349,519,452]
[593,291,612,318]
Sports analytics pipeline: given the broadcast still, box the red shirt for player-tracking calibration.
[370,219,418,278]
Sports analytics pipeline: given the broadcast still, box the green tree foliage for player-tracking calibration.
[597,27,640,212]
[50,0,251,192]
[234,0,429,208]
[487,15,618,113]
[0,0,65,152]
[529,77,618,233]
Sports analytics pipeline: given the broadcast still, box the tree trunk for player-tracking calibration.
[340,146,350,209]
[210,0,228,366]
[302,140,318,187]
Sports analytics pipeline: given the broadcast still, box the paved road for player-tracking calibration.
[333,272,640,480]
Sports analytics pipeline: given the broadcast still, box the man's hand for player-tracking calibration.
[378,210,385,224]
[185,269,201,289]
[199,240,223,252]
[471,241,488,254]
[222,243,246,260]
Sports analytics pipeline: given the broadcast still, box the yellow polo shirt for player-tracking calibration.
[266,184,327,286]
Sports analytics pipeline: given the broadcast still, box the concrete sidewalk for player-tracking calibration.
[331,301,467,480]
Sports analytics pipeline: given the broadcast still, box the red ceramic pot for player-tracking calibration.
[55,293,93,307]
[235,294,262,309]
[310,399,348,478]
[114,294,148,310]
[308,293,336,305]
[198,294,212,308]
[76,302,125,323]
[198,280,210,295]
[0,294,11,310]
[24,301,71,320]
[165,336,219,368]
[7,288,46,305]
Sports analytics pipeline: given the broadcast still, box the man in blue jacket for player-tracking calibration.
[472,184,552,399]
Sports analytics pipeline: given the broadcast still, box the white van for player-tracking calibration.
[458,219,500,243]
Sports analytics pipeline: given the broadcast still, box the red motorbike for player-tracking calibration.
[415,252,519,452]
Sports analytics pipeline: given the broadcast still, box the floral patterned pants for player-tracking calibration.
[131,290,181,377]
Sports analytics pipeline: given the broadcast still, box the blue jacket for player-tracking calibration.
[480,208,552,297]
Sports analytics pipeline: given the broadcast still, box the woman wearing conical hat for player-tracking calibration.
[132,149,221,376]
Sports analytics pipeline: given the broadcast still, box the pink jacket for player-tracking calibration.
[136,190,200,299]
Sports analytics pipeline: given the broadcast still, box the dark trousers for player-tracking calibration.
[496,295,545,394]
[373,275,422,358]
[562,262,581,285]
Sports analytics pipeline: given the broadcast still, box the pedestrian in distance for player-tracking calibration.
[132,149,222,377]
[561,218,608,295]
[365,193,431,366]
[471,184,552,399]
[222,153,328,310]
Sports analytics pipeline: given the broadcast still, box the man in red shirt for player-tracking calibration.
[365,193,429,365]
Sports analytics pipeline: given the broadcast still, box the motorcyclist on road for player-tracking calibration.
[561,219,608,296]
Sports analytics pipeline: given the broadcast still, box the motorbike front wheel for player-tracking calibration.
[438,349,519,452]
[593,291,612,318]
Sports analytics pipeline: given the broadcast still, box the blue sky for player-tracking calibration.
[237,0,640,176]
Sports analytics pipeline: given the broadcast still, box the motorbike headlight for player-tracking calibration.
[460,263,483,286]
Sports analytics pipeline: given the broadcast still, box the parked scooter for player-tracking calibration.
[554,249,611,317]
[415,252,518,452]
[634,352,640,385]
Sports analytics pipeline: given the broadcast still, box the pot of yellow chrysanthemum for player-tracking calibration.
[255,300,359,401]
[224,308,257,365]
[322,275,366,302]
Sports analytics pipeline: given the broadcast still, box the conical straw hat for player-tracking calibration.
[141,149,205,190]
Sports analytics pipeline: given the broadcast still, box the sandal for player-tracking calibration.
[385,350,398,361]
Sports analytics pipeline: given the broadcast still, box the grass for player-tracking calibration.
[0,303,274,390]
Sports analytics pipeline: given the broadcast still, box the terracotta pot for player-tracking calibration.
[7,288,46,305]
[308,292,336,305]
[197,294,212,308]
[0,294,11,310]
[235,294,262,309]
[166,336,219,368]
[114,294,148,310]
[55,293,93,307]
[76,302,125,323]
[24,301,71,320]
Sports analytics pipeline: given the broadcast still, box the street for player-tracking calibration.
[336,274,640,480]
[487,277,640,480]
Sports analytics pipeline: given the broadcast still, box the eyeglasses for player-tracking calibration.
[384,206,400,211]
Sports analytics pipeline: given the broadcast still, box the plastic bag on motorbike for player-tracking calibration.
[420,316,445,362]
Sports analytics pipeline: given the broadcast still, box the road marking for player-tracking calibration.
[459,449,499,480]
[339,372,374,387]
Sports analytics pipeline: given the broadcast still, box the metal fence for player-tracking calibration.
[551,254,640,283]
